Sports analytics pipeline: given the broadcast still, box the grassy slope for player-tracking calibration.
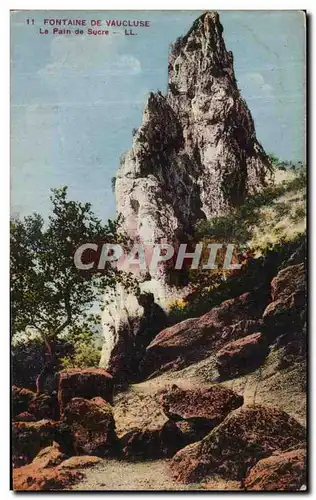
[249,168,306,250]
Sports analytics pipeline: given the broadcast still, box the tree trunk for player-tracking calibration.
[36,337,57,394]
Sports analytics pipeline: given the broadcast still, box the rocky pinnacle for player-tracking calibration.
[115,11,272,246]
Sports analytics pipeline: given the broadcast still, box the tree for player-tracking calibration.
[10,186,135,392]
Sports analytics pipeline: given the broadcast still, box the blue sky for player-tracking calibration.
[11,10,306,222]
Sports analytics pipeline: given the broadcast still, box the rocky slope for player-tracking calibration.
[12,249,306,490]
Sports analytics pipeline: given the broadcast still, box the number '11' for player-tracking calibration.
[26,19,35,25]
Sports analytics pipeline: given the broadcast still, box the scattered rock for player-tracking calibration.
[12,386,36,417]
[170,404,306,483]
[120,420,184,460]
[141,292,268,377]
[32,442,65,468]
[29,392,60,421]
[13,461,82,491]
[14,411,36,422]
[62,397,117,457]
[157,384,243,433]
[58,368,113,412]
[216,332,268,378]
[12,442,102,491]
[245,448,306,491]
[58,456,102,469]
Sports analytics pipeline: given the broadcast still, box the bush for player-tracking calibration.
[195,165,306,246]
[60,341,101,370]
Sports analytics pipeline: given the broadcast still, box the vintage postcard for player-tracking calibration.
[11,10,307,491]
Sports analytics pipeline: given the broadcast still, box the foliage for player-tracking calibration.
[267,153,281,166]
[10,186,136,353]
[267,153,304,172]
[195,164,306,247]
[167,163,306,324]
[11,336,74,389]
[60,331,101,369]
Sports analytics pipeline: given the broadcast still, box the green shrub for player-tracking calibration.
[60,340,101,369]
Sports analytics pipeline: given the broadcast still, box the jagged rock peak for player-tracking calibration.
[169,12,236,91]
[115,11,272,246]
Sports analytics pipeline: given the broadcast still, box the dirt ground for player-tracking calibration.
[70,459,200,491]
[70,458,241,491]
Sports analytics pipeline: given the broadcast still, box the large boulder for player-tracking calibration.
[12,386,36,417]
[12,419,63,466]
[157,384,243,434]
[13,465,82,491]
[62,397,117,457]
[119,420,184,460]
[170,405,306,483]
[140,292,268,377]
[216,332,269,379]
[58,368,113,412]
[29,393,60,421]
[245,448,307,491]
[263,263,306,369]
[263,263,306,338]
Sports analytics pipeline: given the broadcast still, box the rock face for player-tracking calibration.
[101,10,271,376]
[62,397,117,457]
[170,405,305,483]
[58,368,113,412]
[244,448,307,491]
[116,11,271,247]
